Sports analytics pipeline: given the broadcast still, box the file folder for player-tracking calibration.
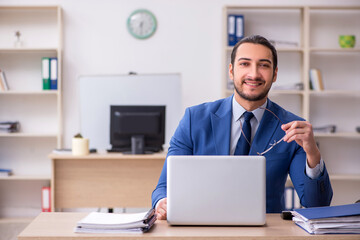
[294,203,360,220]
[50,58,58,90]
[42,57,51,90]
[292,203,360,234]
[227,14,244,46]
[41,186,51,212]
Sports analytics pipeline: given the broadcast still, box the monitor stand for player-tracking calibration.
[131,135,144,154]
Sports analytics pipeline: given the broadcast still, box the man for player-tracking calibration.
[152,35,333,220]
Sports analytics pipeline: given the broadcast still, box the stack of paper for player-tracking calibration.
[292,203,360,234]
[74,209,156,233]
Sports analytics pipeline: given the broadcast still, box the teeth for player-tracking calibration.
[246,82,261,86]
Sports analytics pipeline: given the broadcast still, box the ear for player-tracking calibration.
[229,63,234,81]
[272,67,278,83]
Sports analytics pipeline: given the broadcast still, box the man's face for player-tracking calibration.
[229,43,277,103]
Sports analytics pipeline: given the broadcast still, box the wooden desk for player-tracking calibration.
[18,213,359,240]
[49,152,166,211]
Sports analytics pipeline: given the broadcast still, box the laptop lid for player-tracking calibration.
[167,155,266,225]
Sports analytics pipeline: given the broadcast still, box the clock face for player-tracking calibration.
[127,9,157,39]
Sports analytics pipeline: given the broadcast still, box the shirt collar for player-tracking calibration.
[232,96,267,123]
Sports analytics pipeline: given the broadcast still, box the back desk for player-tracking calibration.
[49,152,166,211]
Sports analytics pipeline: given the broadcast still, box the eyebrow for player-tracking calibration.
[237,57,272,64]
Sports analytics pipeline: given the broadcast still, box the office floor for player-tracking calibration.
[0,219,30,240]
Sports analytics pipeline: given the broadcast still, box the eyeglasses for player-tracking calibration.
[239,107,285,156]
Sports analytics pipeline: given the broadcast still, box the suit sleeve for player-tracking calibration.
[151,108,194,208]
[289,146,333,208]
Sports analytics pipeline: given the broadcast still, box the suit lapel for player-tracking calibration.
[210,96,232,155]
[250,100,281,155]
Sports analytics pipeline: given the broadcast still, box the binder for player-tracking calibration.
[294,203,360,220]
[227,15,236,46]
[41,186,51,212]
[50,58,58,90]
[42,57,51,90]
[227,14,244,46]
[0,69,9,91]
[235,15,244,42]
[292,203,360,234]
[309,68,324,91]
[284,186,301,210]
[0,73,5,91]
[284,186,294,210]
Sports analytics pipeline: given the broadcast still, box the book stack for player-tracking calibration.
[0,121,20,133]
[0,69,9,91]
[74,208,156,233]
[292,203,360,234]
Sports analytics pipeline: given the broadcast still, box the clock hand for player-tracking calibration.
[140,21,144,35]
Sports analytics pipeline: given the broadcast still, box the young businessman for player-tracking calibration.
[152,35,333,219]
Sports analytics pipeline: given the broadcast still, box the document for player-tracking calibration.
[74,209,156,233]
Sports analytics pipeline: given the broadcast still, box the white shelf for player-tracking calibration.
[0,48,58,53]
[310,48,360,53]
[287,174,360,184]
[270,90,304,95]
[330,175,360,181]
[0,5,62,218]
[309,90,360,96]
[225,46,303,52]
[0,175,50,181]
[224,5,360,206]
[0,133,58,137]
[0,5,60,10]
[314,132,360,138]
[0,90,59,95]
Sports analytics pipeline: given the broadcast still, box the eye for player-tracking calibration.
[259,63,270,68]
[239,62,249,66]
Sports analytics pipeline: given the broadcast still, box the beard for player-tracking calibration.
[233,77,273,102]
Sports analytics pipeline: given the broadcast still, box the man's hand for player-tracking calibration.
[281,121,321,168]
[155,198,167,220]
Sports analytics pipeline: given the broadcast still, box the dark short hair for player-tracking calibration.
[230,35,278,73]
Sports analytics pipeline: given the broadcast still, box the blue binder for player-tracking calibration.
[227,14,244,46]
[50,58,58,90]
[294,203,360,220]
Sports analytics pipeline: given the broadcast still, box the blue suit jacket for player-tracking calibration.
[152,96,333,213]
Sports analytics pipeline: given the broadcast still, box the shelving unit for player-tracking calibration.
[0,6,62,218]
[223,6,360,206]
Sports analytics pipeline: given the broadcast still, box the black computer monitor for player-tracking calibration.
[109,105,165,154]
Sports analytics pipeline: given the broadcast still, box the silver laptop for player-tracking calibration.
[167,155,266,225]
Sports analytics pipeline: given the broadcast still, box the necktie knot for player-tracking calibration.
[243,111,254,122]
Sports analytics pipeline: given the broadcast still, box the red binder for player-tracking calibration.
[41,186,51,212]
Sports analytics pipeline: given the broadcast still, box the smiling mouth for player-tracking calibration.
[243,80,264,87]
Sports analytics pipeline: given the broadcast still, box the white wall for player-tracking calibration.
[1,0,359,148]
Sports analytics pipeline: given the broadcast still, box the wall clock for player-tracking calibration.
[127,9,157,39]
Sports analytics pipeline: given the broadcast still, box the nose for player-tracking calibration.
[248,65,261,79]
